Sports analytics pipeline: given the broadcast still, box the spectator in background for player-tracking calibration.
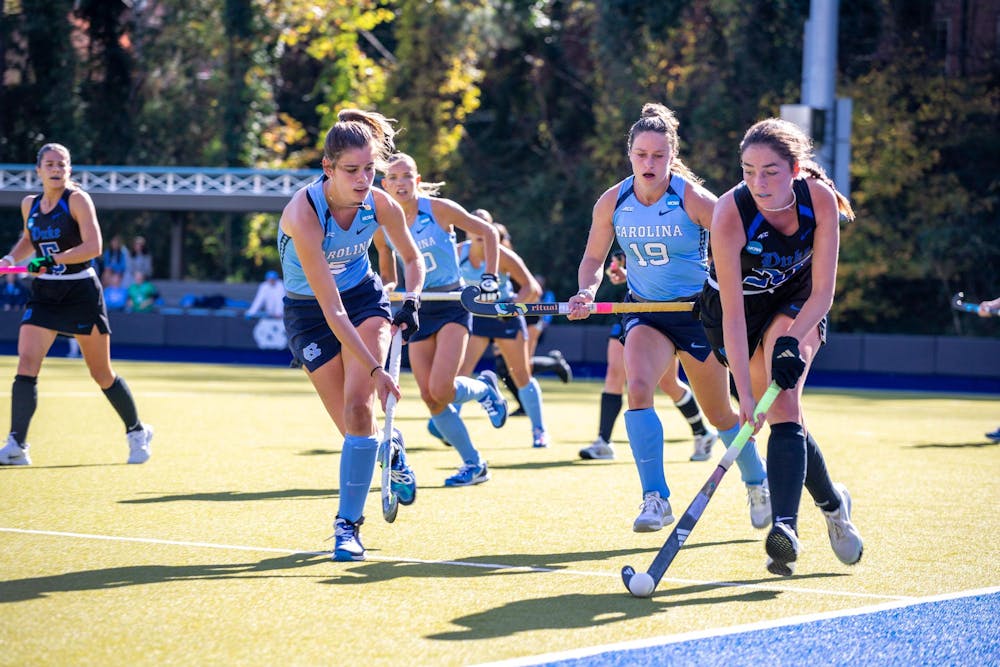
[1,273,28,311]
[126,271,158,312]
[103,270,128,312]
[129,235,153,280]
[246,270,285,318]
[100,234,129,282]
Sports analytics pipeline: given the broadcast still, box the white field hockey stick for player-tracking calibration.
[388,291,462,302]
[0,266,28,274]
[622,382,782,597]
[379,330,404,523]
[951,292,999,317]
[459,285,694,318]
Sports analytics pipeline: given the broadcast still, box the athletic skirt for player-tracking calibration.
[22,268,111,335]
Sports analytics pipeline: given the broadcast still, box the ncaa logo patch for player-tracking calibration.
[745,241,764,255]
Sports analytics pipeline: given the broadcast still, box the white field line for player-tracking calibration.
[1,526,909,603]
[471,585,1000,667]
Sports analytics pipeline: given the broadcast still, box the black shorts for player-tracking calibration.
[22,270,111,335]
[406,300,470,344]
[471,311,527,340]
[699,272,826,366]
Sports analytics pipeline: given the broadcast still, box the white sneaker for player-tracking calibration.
[822,483,863,565]
[689,427,719,461]
[746,480,771,529]
[579,437,614,460]
[632,491,674,532]
[0,434,31,465]
[127,424,153,464]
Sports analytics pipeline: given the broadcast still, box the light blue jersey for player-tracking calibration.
[458,241,514,300]
[389,197,463,290]
[278,176,378,296]
[613,174,709,301]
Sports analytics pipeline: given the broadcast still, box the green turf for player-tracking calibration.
[0,357,998,666]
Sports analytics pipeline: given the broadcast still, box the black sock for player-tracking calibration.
[10,374,38,444]
[766,422,807,533]
[531,355,557,373]
[674,388,707,436]
[598,392,623,442]
[804,431,840,512]
[102,376,141,432]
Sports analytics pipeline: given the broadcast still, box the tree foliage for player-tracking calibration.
[0,0,995,330]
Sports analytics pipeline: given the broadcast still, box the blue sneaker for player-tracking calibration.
[444,461,490,487]
[477,371,508,428]
[389,429,416,505]
[333,515,365,562]
[987,428,1000,443]
[427,419,452,447]
[532,427,550,448]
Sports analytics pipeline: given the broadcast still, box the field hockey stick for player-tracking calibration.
[379,329,404,523]
[459,285,694,318]
[621,381,782,598]
[0,266,28,274]
[951,292,998,317]
[388,291,462,302]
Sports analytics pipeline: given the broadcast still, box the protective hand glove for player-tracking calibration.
[478,273,500,302]
[771,336,806,390]
[391,297,420,342]
[27,255,57,274]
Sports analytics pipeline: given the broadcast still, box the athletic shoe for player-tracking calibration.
[765,521,801,576]
[550,350,573,383]
[986,428,1000,443]
[689,427,719,461]
[746,480,771,530]
[126,424,153,464]
[532,427,550,448]
[477,371,508,428]
[822,483,864,565]
[427,419,452,447]
[633,491,674,532]
[332,515,366,561]
[579,437,614,460]
[0,434,31,466]
[387,428,417,506]
[444,461,490,487]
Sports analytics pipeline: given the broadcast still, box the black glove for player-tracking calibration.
[771,336,806,390]
[478,273,500,302]
[27,255,57,274]
[392,297,420,342]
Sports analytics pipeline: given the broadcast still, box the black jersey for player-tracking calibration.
[708,179,816,294]
[25,189,91,274]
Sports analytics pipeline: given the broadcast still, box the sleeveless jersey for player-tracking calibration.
[707,179,816,294]
[26,190,91,275]
[388,197,463,290]
[458,241,514,300]
[613,174,709,300]
[278,176,378,296]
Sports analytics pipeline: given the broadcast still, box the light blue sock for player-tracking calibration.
[517,378,545,431]
[718,423,767,485]
[432,405,481,465]
[624,408,668,498]
[337,434,379,523]
[452,376,487,405]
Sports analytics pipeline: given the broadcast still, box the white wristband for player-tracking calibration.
[577,288,595,300]
[1,255,14,266]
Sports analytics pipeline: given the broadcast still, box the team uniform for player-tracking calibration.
[699,177,862,576]
[698,178,826,361]
[392,197,469,343]
[610,174,768,531]
[21,191,109,335]
[280,177,391,372]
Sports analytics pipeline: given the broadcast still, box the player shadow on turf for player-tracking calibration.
[425,588,782,640]
[910,441,999,448]
[118,488,338,503]
[0,552,332,603]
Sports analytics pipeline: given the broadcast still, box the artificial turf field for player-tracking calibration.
[0,356,997,666]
